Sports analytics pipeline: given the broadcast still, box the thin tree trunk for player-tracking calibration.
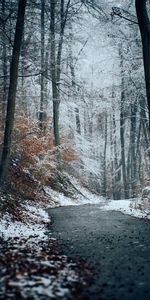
[50,0,71,146]
[120,102,128,198]
[75,107,81,134]
[130,101,137,196]
[110,115,115,198]
[127,141,131,194]
[102,113,107,197]
[68,31,81,135]
[50,0,60,146]
[112,110,120,199]
[139,96,149,148]
[0,0,27,183]
[119,47,129,199]
[136,120,142,182]
[20,32,32,114]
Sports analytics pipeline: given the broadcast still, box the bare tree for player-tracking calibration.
[39,0,45,132]
[0,0,27,183]
[50,0,70,146]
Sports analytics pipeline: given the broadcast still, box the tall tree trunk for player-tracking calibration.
[112,110,120,199]
[120,101,128,198]
[101,113,107,197]
[50,0,60,146]
[110,115,115,198]
[136,120,142,182]
[0,0,27,183]
[139,96,149,148]
[119,47,129,199]
[2,0,7,130]
[50,0,70,146]
[68,29,81,135]
[20,32,32,114]
[135,0,150,132]
[39,0,45,132]
[130,101,137,196]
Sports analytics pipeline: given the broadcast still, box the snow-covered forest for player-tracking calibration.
[0,0,150,299]
[0,0,149,200]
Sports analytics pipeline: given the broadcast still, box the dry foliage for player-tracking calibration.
[4,115,78,200]
[61,146,77,162]
[8,164,48,202]
[12,116,54,167]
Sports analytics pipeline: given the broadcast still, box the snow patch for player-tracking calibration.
[0,220,46,240]
[103,199,150,219]
[0,204,50,240]
[44,176,105,207]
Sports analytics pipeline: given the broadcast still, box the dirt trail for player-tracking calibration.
[48,204,150,300]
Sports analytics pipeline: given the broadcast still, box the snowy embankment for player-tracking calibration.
[45,175,150,220]
[44,186,104,206]
[44,174,150,220]
[0,204,50,239]
[50,186,150,219]
[103,199,150,220]
[44,175,105,207]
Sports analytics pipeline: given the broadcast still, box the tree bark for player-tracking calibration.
[139,96,149,148]
[50,0,60,146]
[0,0,27,183]
[119,47,129,199]
[39,0,45,132]
[130,101,137,196]
[101,113,107,197]
[50,0,71,146]
[135,0,150,132]
[2,0,7,125]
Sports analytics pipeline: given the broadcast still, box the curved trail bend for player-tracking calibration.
[48,204,150,300]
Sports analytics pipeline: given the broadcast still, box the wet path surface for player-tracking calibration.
[48,204,150,300]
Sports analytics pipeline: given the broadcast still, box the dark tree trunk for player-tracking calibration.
[75,107,81,134]
[50,0,71,146]
[2,0,7,124]
[135,0,150,132]
[120,100,128,199]
[0,0,27,183]
[136,120,142,182]
[119,47,129,199]
[39,0,45,132]
[130,101,137,197]
[101,113,107,197]
[50,0,60,146]
[139,96,149,148]
[68,27,81,135]
[112,110,120,199]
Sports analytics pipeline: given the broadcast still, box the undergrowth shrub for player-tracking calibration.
[61,146,77,162]
[5,115,77,199]
[12,116,54,167]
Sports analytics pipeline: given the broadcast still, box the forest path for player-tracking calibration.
[48,204,150,300]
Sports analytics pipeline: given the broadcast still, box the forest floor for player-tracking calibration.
[0,186,93,299]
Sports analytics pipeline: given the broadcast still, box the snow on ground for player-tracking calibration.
[0,220,47,240]
[103,199,150,219]
[0,199,90,299]
[44,175,150,220]
[0,203,50,240]
[44,176,105,207]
